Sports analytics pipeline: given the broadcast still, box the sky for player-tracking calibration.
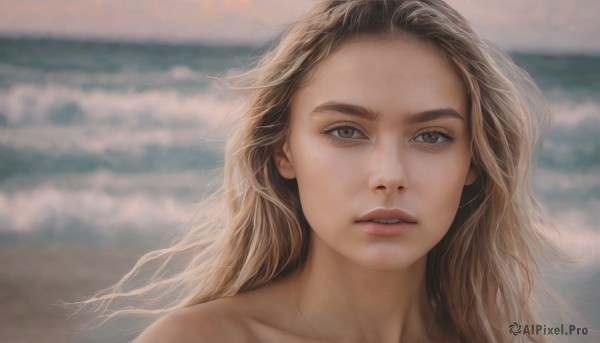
[0,0,598,53]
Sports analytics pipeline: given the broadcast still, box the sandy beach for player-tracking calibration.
[0,238,157,343]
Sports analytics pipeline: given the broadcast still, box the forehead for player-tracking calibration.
[291,34,467,121]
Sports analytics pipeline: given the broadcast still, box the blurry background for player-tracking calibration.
[0,0,598,342]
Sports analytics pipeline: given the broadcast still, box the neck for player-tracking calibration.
[290,234,444,343]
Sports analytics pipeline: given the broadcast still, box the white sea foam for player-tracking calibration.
[0,63,210,88]
[550,99,600,126]
[0,185,192,233]
[543,206,600,269]
[0,83,233,128]
[168,65,204,81]
[0,170,221,233]
[0,126,225,153]
[533,168,600,267]
[0,170,220,195]
[0,83,235,151]
[534,168,600,193]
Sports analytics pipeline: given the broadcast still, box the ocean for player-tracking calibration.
[0,37,598,341]
[0,37,254,239]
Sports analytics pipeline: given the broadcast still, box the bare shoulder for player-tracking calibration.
[132,298,254,343]
[132,278,299,342]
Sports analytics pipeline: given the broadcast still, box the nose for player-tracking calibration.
[368,139,407,194]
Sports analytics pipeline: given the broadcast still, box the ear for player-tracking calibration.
[464,162,479,186]
[273,141,296,179]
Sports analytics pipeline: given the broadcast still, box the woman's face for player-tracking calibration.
[275,35,477,270]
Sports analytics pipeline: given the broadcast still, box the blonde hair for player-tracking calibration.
[82,1,554,342]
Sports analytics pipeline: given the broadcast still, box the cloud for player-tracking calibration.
[447,0,600,52]
[0,0,598,51]
[0,0,313,43]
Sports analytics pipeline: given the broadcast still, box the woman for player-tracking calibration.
[86,1,555,342]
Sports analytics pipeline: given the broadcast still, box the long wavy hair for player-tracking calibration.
[81,1,554,342]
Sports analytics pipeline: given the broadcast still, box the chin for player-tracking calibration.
[351,248,427,272]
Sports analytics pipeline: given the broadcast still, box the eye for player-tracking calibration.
[324,125,365,140]
[412,130,452,145]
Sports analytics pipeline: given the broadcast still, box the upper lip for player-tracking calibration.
[356,208,417,223]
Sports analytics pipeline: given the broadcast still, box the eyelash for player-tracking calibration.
[322,125,365,142]
[322,125,454,146]
[411,128,454,147]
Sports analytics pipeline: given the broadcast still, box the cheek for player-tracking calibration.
[292,134,360,189]
[411,153,470,223]
[291,141,362,225]
[295,161,337,232]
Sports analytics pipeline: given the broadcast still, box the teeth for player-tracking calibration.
[372,218,404,224]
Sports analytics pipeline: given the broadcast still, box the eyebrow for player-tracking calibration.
[312,101,378,121]
[405,108,465,124]
[310,101,465,124]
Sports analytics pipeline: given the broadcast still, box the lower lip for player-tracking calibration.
[356,221,415,236]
